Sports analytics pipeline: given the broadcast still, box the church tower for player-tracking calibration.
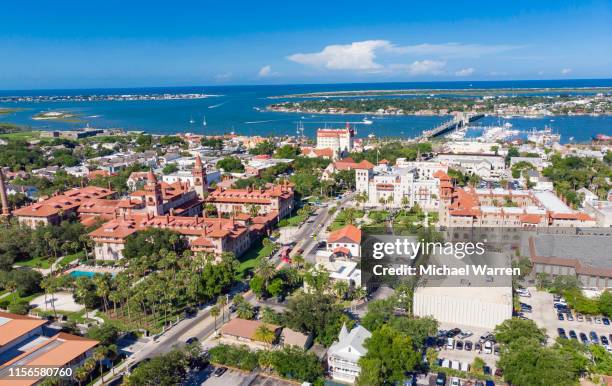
[192,155,208,199]
[144,170,163,216]
[0,168,10,217]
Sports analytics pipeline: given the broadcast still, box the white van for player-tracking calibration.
[484,341,493,354]
[447,338,455,350]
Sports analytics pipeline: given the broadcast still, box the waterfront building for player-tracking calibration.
[316,125,354,159]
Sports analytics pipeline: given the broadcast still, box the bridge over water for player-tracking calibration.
[421,113,485,139]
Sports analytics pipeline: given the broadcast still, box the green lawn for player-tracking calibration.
[0,130,40,140]
[237,242,275,279]
[57,251,85,267]
[14,256,52,269]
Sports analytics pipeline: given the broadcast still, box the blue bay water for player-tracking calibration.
[1,80,611,142]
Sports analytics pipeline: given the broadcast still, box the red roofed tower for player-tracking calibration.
[192,155,208,199]
[144,170,163,216]
[0,168,10,217]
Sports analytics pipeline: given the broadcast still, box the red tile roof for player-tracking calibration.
[221,318,280,341]
[328,224,361,244]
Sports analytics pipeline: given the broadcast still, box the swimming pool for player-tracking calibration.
[69,271,97,278]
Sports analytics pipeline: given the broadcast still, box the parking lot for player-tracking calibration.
[434,323,501,376]
[520,288,612,347]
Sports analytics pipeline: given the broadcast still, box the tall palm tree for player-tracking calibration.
[236,302,254,320]
[210,305,220,330]
[254,324,276,348]
[255,258,276,287]
[353,287,367,303]
[93,274,111,314]
[216,295,227,323]
[92,346,107,382]
[74,366,88,386]
[333,280,349,300]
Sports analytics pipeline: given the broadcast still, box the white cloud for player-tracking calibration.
[287,40,395,70]
[406,60,446,75]
[287,40,522,74]
[455,67,475,77]
[258,65,273,77]
[561,68,572,75]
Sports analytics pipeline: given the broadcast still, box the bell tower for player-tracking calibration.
[144,170,163,216]
[192,155,208,199]
[0,168,10,217]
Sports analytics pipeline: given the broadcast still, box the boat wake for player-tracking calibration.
[208,102,227,109]
[244,119,281,124]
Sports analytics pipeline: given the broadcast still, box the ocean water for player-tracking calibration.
[1,80,611,142]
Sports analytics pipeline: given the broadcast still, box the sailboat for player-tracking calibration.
[189,116,195,124]
[202,116,207,127]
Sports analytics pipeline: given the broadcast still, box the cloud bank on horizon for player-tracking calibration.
[286,40,525,78]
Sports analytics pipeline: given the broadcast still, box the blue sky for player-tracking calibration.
[1,0,611,89]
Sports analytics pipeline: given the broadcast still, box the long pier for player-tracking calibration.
[422,113,485,139]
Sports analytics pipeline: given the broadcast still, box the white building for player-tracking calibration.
[356,162,447,210]
[326,224,362,258]
[316,126,354,158]
[414,286,513,330]
[434,153,506,180]
[327,324,371,384]
[443,141,500,155]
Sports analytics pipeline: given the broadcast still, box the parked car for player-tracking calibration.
[456,340,464,350]
[601,335,609,346]
[566,313,574,321]
[595,317,603,324]
[495,368,504,377]
[586,316,593,323]
[557,313,565,321]
[213,366,228,377]
[576,314,584,322]
[458,331,473,340]
[517,288,531,297]
[569,330,578,340]
[603,317,610,326]
[590,331,599,344]
[483,365,492,375]
[557,328,567,339]
[436,372,447,385]
[484,341,493,354]
[447,328,462,338]
[465,341,473,351]
[446,338,455,350]
[450,377,461,386]
[185,337,199,345]
[580,332,589,345]
[475,342,482,352]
